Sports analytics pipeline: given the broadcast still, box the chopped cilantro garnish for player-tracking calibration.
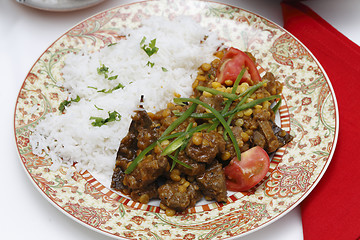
[108,75,118,80]
[108,42,118,47]
[140,36,159,57]
[97,63,118,80]
[90,111,121,127]
[111,83,125,91]
[94,105,103,110]
[97,64,109,78]
[58,95,80,113]
[146,61,155,68]
[97,83,125,93]
[162,67,168,72]
[140,36,146,46]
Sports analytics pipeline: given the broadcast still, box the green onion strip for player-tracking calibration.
[174,97,242,162]
[226,94,280,117]
[167,122,193,171]
[124,142,157,174]
[221,68,246,138]
[168,153,191,170]
[190,79,268,120]
[160,102,198,138]
[161,123,211,156]
[173,94,279,120]
[196,86,238,100]
[161,130,192,158]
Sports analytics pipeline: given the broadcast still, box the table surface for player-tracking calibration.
[1,0,359,239]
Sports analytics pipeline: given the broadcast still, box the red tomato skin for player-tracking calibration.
[223,146,270,192]
[217,47,261,85]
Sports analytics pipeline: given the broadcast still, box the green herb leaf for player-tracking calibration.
[97,63,118,80]
[97,64,109,78]
[146,61,155,68]
[58,95,80,113]
[97,83,125,93]
[161,122,194,157]
[90,111,121,127]
[108,42,118,47]
[232,68,247,95]
[162,67,168,72]
[140,37,159,57]
[169,149,180,172]
[179,94,280,120]
[94,105,103,110]
[108,75,118,80]
[140,36,146,47]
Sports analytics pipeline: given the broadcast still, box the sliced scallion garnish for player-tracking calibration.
[124,141,158,174]
[227,94,281,116]
[160,101,198,138]
[161,123,210,156]
[168,153,192,171]
[172,93,279,120]
[174,97,242,161]
[196,86,238,100]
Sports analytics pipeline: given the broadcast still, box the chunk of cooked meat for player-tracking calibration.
[252,130,266,149]
[113,110,158,171]
[110,166,128,192]
[263,72,283,96]
[197,94,224,112]
[255,120,293,153]
[175,151,206,176]
[123,153,169,190]
[272,121,294,148]
[258,120,280,153]
[111,110,165,191]
[185,131,226,163]
[158,180,202,212]
[130,182,159,204]
[196,162,227,202]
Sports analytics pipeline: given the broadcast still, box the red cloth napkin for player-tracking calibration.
[281,1,360,239]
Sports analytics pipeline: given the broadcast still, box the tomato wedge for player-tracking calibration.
[217,47,261,85]
[223,146,270,192]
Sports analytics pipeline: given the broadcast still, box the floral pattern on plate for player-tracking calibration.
[14,0,338,239]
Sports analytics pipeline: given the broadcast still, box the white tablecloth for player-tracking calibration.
[1,0,359,239]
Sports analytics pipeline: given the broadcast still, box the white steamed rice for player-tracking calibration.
[29,16,222,187]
